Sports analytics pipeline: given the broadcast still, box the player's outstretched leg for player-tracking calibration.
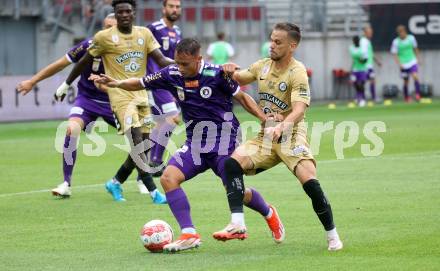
[213,157,248,241]
[161,166,201,252]
[244,188,285,243]
[52,118,82,198]
[296,160,343,251]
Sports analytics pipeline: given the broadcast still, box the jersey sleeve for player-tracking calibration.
[206,43,214,56]
[290,67,311,106]
[219,70,240,96]
[140,68,172,90]
[359,38,369,60]
[390,39,398,54]
[226,43,235,57]
[411,35,418,48]
[236,60,261,83]
[66,39,90,63]
[145,28,161,54]
[88,31,106,57]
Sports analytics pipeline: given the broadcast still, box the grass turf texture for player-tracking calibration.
[0,101,439,270]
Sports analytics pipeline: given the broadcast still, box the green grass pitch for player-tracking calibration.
[0,101,439,270]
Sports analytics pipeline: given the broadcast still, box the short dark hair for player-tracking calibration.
[176,38,201,56]
[162,0,168,7]
[217,32,225,40]
[353,35,360,47]
[273,22,301,43]
[112,0,136,9]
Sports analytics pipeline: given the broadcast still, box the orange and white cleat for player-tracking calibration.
[265,205,285,243]
[212,223,247,241]
[163,233,201,253]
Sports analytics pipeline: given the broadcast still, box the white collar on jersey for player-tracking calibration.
[198,59,205,74]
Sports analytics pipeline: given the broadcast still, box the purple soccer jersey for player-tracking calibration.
[141,60,240,146]
[140,60,241,179]
[66,38,109,102]
[146,19,182,74]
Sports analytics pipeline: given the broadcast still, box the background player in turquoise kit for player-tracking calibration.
[92,38,285,253]
[146,0,182,176]
[391,25,421,102]
[350,35,368,107]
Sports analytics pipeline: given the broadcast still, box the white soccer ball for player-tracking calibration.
[140,219,174,252]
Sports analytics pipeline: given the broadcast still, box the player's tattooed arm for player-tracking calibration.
[89,74,144,91]
[233,91,266,123]
[150,48,175,68]
[17,56,71,95]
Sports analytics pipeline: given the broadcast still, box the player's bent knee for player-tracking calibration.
[225,157,244,175]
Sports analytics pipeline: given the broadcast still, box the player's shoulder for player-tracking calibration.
[148,20,165,32]
[288,59,307,77]
[94,26,114,39]
[252,58,271,68]
[202,61,223,78]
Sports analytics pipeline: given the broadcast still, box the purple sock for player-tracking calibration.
[244,188,270,217]
[150,121,175,164]
[415,80,421,95]
[370,84,376,100]
[403,84,409,98]
[63,136,77,186]
[166,188,194,230]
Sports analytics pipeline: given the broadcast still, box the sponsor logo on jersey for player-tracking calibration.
[259,92,288,110]
[144,72,162,83]
[169,70,182,76]
[115,51,144,64]
[184,80,199,88]
[202,70,216,77]
[200,86,212,99]
[125,60,141,73]
[298,84,309,97]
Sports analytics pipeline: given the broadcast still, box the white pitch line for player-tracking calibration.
[0,151,439,199]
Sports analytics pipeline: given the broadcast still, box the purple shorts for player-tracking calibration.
[150,89,179,118]
[350,71,368,83]
[167,142,234,185]
[69,95,115,131]
[367,68,375,80]
[400,64,418,79]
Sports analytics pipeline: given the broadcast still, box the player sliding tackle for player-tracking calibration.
[91,38,285,253]
[216,22,343,251]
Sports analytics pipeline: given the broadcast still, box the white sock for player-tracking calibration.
[182,227,196,234]
[231,213,245,227]
[327,228,339,239]
[150,189,157,198]
[265,207,273,219]
[112,178,121,185]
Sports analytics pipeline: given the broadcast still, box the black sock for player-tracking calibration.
[114,155,136,184]
[224,158,245,213]
[139,171,157,192]
[303,179,335,231]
